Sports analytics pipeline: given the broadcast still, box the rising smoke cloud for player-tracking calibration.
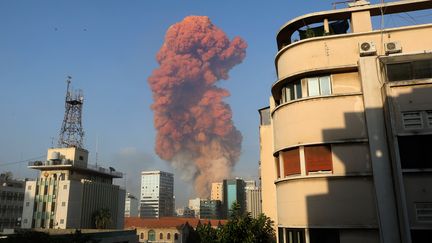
[148,16,247,197]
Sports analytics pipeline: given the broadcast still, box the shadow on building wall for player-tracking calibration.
[305,86,432,243]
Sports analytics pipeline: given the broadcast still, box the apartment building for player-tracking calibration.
[21,147,125,229]
[260,0,432,242]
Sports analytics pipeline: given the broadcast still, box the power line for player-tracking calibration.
[0,155,45,167]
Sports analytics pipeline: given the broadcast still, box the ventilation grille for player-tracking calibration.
[427,111,432,127]
[402,112,423,129]
[416,203,432,222]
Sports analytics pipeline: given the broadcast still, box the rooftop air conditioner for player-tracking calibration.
[385,41,402,54]
[359,41,376,56]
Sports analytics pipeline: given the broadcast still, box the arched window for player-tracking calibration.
[148,230,156,241]
[160,232,163,239]
[140,232,144,239]
[167,233,171,240]
[175,233,179,240]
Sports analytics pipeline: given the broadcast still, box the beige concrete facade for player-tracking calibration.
[261,1,432,242]
[22,147,125,229]
[259,106,277,229]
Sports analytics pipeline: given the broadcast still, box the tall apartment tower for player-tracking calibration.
[140,171,174,218]
[261,1,432,242]
[22,147,125,229]
[244,180,262,219]
[222,178,245,218]
[210,182,223,202]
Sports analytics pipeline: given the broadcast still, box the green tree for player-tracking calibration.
[92,208,112,229]
[196,222,218,243]
[186,202,276,243]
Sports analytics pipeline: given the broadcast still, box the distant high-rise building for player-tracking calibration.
[222,178,245,218]
[210,182,223,202]
[244,180,256,189]
[245,186,262,219]
[140,171,174,218]
[22,147,125,229]
[0,173,25,230]
[125,192,139,217]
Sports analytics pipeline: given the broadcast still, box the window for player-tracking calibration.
[63,185,67,190]
[387,59,432,81]
[140,232,144,239]
[282,148,301,176]
[79,156,84,161]
[25,202,30,207]
[27,185,32,190]
[167,233,171,240]
[62,202,66,207]
[398,135,432,169]
[60,219,64,224]
[279,228,305,243]
[281,80,302,103]
[174,233,179,240]
[305,145,333,174]
[23,218,28,224]
[307,76,331,96]
[148,230,156,241]
[160,232,163,239]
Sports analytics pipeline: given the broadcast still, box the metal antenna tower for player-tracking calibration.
[58,76,85,148]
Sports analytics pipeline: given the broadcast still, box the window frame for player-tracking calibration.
[282,148,301,177]
[306,75,332,97]
[304,145,333,174]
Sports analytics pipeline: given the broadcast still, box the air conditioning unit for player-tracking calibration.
[385,41,402,54]
[359,41,377,56]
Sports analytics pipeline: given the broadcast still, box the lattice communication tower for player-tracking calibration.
[58,76,85,148]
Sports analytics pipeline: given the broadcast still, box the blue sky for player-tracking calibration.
[0,0,428,207]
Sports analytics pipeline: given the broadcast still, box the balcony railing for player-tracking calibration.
[28,160,122,177]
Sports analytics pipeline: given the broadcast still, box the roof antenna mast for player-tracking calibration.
[58,76,85,149]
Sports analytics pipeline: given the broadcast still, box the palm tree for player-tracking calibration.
[92,208,112,229]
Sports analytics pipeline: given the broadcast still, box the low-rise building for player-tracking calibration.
[188,198,221,219]
[125,193,139,217]
[125,217,226,243]
[175,207,195,218]
[0,173,25,230]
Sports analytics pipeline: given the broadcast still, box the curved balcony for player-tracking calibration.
[272,94,366,152]
[274,23,432,93]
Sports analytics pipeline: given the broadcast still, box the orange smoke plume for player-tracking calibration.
[148,16,247,197]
